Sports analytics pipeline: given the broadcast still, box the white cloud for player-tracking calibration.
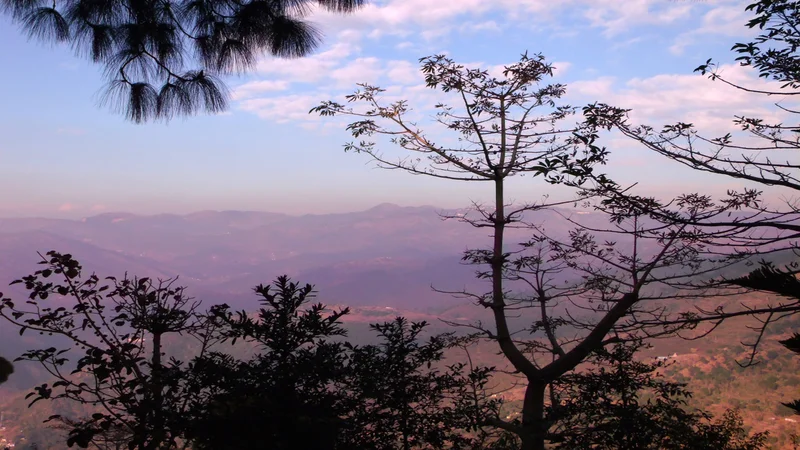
[386,60,421,84]
[459,20,501,34]
[233,0,764,132]
[232,80,290,100]
[483,58,570,80]
[552,61,572,78]
[330,57,384,87]
[238,94,330,123]
[421,27,452,41]
[255,42,358,83]
[611,36,646,51]
[336,28,363,44]
[305,0,710,45]
[486,64,506,79]
[240,51,794,141]
[236,78,455,129]
[236,55,578,126]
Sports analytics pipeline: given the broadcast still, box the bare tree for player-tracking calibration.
[313,54,763,450]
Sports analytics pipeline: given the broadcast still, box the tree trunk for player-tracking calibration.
[492,174,548,449]
[148,331,165,450]
[521,381,547,450]
[489,177,534,374]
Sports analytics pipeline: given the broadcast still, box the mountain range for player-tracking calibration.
[0,203,591,310]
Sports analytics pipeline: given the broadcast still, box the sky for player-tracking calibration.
[0,0,795,218]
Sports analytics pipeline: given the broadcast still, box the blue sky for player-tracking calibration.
[0,0,789,218]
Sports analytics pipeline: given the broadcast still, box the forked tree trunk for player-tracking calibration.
[492,174,549,450]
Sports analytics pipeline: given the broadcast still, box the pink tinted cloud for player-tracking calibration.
[58,203,75,212]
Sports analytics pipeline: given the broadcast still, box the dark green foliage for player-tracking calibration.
[185,276,352,450]
[0,356,13,384]
[0,251,214,449]
[0,0,366,122]
[344,319,493,450]
[0,251,772,450]
[725,261,800,300]
[729,0,800,89]
[781,333,800,354]
[187,282,496,450]
[547,342,768,450]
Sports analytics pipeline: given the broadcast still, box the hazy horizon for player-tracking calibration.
[0,201,445,220]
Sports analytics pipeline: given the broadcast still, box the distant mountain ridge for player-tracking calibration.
[0,204,513,309]
[0,203,766,310]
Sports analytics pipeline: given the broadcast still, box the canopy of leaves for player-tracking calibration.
[0,0,366,122]
[188,283,496,450]
[343,319,496,450]
[311,53,605,185]
[0,251,777,450]
[725,260,800,299]
[185,276,353,450]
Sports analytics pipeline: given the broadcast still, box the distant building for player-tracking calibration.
[655,352,678,361]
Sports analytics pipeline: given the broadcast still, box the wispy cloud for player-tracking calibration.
[669,3,754,55]
[583,0,693,37]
